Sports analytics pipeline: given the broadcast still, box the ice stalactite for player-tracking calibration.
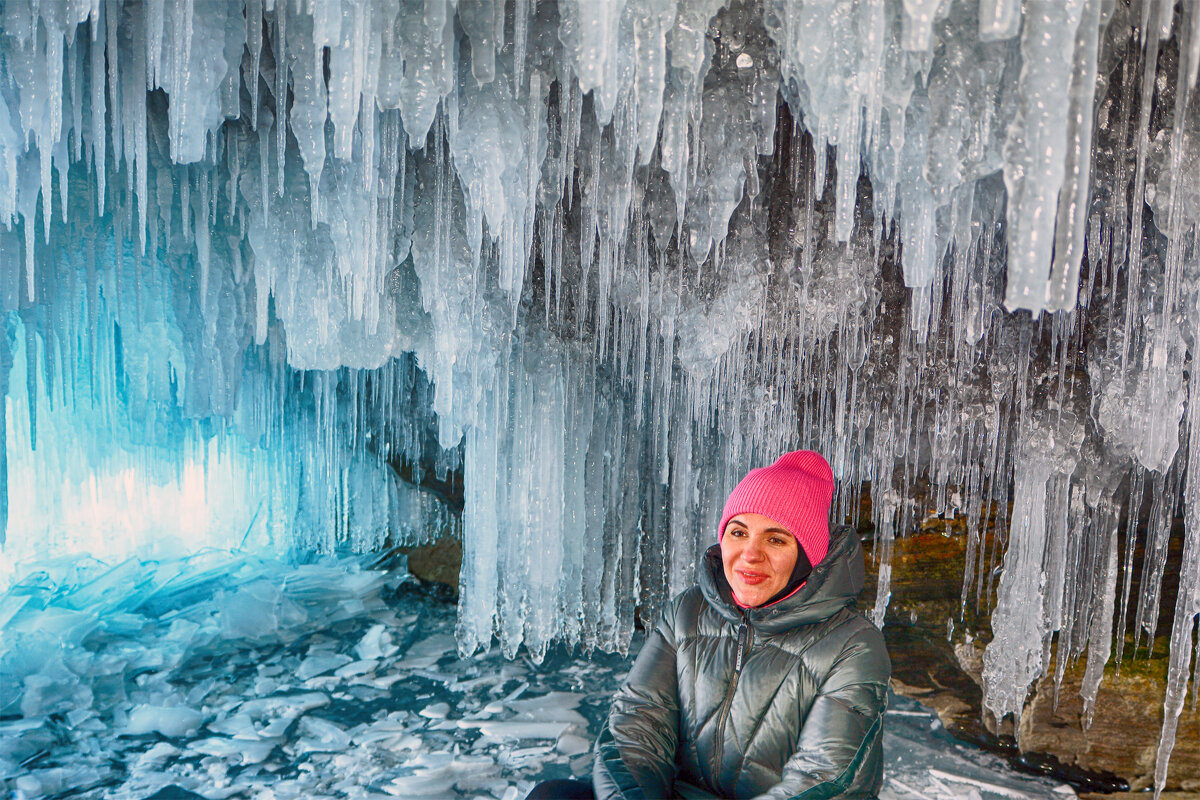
[981,410,1083,727]
[0,0,1198,790]
[1156,305,1200,799]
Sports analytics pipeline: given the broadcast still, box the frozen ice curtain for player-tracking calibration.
[0,1,1198,794]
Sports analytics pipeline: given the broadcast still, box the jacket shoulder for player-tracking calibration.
[769,607,890,684]
[663,585,704,624]
[819,607,891,683]
[658,586,723,641]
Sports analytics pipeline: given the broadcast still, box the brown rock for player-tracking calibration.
[399,536,462,593]
[859,521,1199,792]
[1020,655,1200,792]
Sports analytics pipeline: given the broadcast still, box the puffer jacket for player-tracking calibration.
[594,525,890,800]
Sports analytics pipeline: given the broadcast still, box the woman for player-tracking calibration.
[529,450,890,800]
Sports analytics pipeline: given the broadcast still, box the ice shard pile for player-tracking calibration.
[0,552,1077,800]
[0,0,1198,792]
[0,551,612,799]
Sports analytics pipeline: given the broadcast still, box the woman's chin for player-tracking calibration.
[733,585,776,607]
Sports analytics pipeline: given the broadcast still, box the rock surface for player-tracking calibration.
[399,536,463,593]
[861,519,1200,793]
[1019,660,1200,793]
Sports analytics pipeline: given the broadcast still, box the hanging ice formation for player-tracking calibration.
[0,0,1198,791]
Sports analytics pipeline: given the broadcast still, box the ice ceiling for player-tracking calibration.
[0,0,1198,792]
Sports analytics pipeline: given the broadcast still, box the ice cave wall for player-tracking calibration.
[0,0,1198,791]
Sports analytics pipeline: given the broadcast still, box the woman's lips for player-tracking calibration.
[736,570,769,585]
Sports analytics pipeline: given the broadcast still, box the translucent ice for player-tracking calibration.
[124,704,204,738]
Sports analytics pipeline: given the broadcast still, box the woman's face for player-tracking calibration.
[720,513,799,607]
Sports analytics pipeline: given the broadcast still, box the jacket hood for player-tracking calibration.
[699,524,866,634]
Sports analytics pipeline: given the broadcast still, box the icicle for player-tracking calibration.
[1134,468,1177,654]
[1153,355,1200,798]
[327,0,366,161]
[0,96,19,229]
[0,317,10,546]
[982,409,1082,726]
[22,313,38,452]
[246,0,263,130]
[1081,505,1119,727]
[900,0,944,52]
[273,6,286,197]
[1003,0,1087,314]
[1047,0,1103,313]
[1120,0,1164,375]
[68,24,83,164]
[286,8,326,221]
[145,0,164,87]
[1187,0,1200,92]
[979,0,1021,40]
[871,492,900,628]
[88,7,107,215]
[1116,466,1146,670]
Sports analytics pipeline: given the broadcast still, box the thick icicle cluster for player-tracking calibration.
[0,0,1198,791]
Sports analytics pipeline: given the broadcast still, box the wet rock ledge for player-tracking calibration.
[860,523,1199,795]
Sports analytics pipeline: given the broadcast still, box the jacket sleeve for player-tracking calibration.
[593,607,681,800]
[753,625,891,800]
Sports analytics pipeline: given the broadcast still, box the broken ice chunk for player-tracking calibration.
[395,633,455,669]
[355,623,399,659]
[188,736,276,764]
[235,690,328,714]
[252,675,280,696]
[459,720,574,740]
[217,580,288,641]
[334,658,377,678]
[206,713,260,739]
[419,702,451,719]
[449,672,507,693]
[350,716,421,748]
[136,742,182,766]
[124,704,204,737]
[294,715,352,752]
[364,671,408,689]
[14,766,103,798]
[296,652,353,680]
[20,657,91,718]
[233,692,330,737]
[497,744,555,769]
[504,692,588,727]
[382,753,495,797]
[556,732,590,756]
[66,707,96,727]
[0,592,30,628]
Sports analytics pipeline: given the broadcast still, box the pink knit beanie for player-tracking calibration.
[718,450,835,568]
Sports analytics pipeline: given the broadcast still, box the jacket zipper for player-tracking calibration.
[711,613,752,793]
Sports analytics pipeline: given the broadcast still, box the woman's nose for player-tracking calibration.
[743,541,764,561]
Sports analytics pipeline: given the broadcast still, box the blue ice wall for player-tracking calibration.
[0,164,453,582]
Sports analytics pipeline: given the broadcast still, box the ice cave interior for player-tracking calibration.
[0,0,1198,797]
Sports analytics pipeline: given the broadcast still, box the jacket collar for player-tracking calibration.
[698,525,866,634]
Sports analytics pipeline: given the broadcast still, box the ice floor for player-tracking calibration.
[1,553,1078,800]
